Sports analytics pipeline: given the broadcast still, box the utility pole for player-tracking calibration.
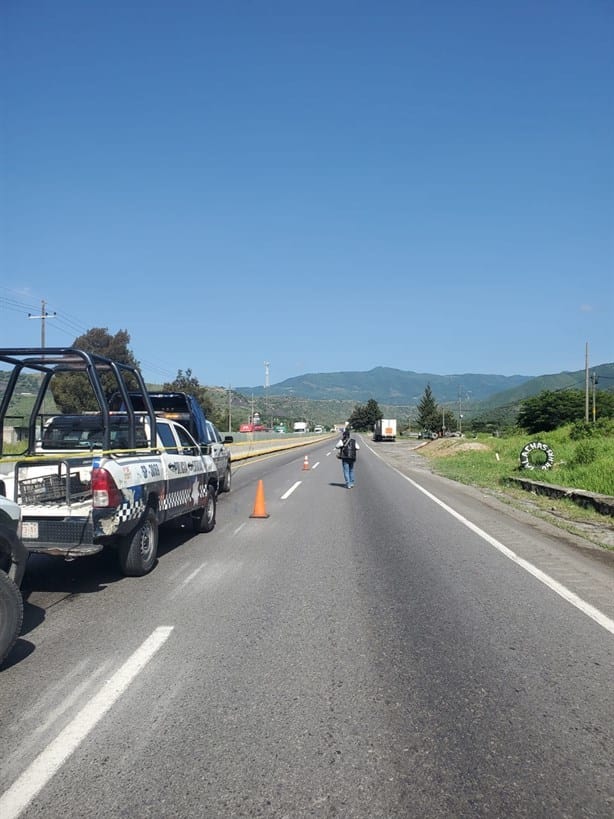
[264,361,270,427]
[585,341,590,423]
[227,385,232,433]
[28,299,56,347]
[458,387,463,435]
[592,372,598,423]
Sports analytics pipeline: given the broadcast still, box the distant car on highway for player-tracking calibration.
[202,420,233,493]
[239,423,266,433]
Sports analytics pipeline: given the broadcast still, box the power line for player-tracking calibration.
[0,290,89,342]
[27,299,56,348]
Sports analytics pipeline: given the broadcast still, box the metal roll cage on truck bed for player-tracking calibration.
[0,347,159,456]
[0,348,218,577]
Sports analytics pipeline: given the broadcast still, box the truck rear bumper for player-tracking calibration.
[21,516,102,558]
[24,543,103,558]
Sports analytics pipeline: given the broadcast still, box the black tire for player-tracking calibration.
[118,508,159,576]
[519,441,555,470]
[0,569,23,667]
[193,487,216,533]
[221,463,232,493]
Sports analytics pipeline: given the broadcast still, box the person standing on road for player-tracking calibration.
[335,426,360,488]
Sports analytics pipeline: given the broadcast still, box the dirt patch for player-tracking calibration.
[426,439,490,457]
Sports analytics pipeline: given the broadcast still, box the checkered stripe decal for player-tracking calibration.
[111,478,206,525]
[115,497,146,523]
[161,486,192,512]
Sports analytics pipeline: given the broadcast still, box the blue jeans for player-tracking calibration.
[342,459,355,487]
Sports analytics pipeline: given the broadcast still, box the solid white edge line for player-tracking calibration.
[0,626,174,819]
[281,481,302,500]
[369,445,614,637]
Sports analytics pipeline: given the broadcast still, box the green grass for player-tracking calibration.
[417,427,614,550]
[422,426,614,496]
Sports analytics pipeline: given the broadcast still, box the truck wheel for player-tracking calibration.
[193,488,216,533]
[118,508,158,576]
[0,569,23,666]
[221,464,232,493]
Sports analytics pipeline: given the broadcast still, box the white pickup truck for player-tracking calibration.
[0,348,218,576]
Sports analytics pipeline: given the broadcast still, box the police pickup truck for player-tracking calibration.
[109,391,233,492]
[0,348,218,577]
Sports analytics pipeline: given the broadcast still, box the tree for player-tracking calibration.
[517,388,614,434]
[517,390,585,434]
[162,369,217,424]
[71,327,139,368]
[51,327,139,413]
[468,406,514,435]
[416,384,439,432]
[348,398,383,431]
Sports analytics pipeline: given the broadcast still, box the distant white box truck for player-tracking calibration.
[293,421,308,433]
[373,418,397,442]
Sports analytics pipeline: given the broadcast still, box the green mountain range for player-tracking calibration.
[4,362,612,434]
[238,364,614,405]
[224,363,614,429]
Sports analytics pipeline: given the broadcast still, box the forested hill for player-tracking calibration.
[237,363,614,406]
[474,362,614,411]
[238,367,531,404]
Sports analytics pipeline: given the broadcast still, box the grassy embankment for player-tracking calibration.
[416,426,614,549]
[420,426,614,496]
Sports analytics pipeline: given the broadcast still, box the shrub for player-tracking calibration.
[569,422,595,441]
[572,441,598,466]
[596,417,614,436]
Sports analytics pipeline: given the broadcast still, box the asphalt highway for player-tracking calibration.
[0,438,613,818]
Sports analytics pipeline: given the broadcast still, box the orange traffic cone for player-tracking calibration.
[302,454,310,470]
[250,479,270,518]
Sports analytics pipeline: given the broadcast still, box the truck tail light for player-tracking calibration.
[91,467,122,508]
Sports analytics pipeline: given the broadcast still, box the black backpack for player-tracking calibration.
[341,438,357,461]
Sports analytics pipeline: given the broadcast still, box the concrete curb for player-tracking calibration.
[505,477,614,517]
[228,434,335,462]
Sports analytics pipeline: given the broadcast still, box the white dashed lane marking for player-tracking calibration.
[0,627,174,819]
[281,481,302,500]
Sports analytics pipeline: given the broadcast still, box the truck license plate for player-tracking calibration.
[22,522,39,539]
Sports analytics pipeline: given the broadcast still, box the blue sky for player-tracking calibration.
[2,1,612,390]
